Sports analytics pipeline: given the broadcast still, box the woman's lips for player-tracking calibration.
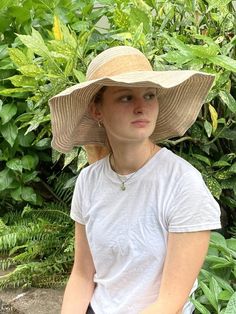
[131,120,150,127]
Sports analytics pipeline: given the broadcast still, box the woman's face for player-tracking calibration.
[91,86,159,145]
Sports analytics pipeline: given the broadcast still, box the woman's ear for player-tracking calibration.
[89,102,103,121]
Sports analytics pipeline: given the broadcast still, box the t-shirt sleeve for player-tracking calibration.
[167,171,221,232]
[70,170,86,225]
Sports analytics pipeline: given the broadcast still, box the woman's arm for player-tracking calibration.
[61,222,96,314]
[141,231,211,314]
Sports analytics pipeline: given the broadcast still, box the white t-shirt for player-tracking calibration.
[70,147,221,314]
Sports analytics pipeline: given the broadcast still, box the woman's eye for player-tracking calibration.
[144,93,156,100]
[119,95,133,102]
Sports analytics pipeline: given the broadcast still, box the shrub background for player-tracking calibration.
[0,1,235,313]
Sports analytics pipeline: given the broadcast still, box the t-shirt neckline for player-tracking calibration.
[104,147,166,185]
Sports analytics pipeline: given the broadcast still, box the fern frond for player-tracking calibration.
[0,257,16,270]
[0,219,9,235]
[0,201,74,289]
[48,172,74,205]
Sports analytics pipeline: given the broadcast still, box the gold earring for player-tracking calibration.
[98,120,102,127]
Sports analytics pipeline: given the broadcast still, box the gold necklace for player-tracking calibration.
[110,144,156,191]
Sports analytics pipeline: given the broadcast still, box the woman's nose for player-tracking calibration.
[133,97,146,114]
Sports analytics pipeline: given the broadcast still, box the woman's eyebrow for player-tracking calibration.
[113,87,156,95]
[113,89,132,94]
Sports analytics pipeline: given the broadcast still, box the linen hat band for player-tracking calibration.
[86,54,153,80]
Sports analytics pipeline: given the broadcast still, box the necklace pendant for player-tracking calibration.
[121,182,126,191]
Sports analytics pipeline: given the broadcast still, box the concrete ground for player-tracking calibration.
[0,287,64,314]
[0,268,65,314]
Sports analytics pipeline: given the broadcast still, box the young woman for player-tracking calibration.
[49,46,221,314]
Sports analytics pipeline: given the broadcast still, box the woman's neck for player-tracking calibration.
[109,140,160,175]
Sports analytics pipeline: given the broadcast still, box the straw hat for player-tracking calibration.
[49,46,215,153]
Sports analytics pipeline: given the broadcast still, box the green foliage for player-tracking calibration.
[0,0,235,311]
[0,202,74,288]
[191,232,236,313]
[0,170,75,288]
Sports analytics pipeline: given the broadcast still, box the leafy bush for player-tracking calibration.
[0,0,235,312]
[0,203,73,288]
[0,172,75,288]
[192,232,236,313]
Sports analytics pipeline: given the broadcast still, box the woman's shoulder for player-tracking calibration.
[159,148,201,175]
[79,155,108,178]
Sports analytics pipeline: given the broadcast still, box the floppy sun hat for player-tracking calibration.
[49,45,215,153]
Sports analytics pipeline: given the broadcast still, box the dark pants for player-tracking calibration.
[86,304,95,314]
[86,305,195,313]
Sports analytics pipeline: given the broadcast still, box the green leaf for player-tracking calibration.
[0,0,14,11]
[226,238,236,251]
[209,277,221,310]
[132,23,144,46]
[22,171,39,184]
[218,129,236,141]
[224,292,236,314]
[21,155,39,170]
[18,65,44,77]
[163,33,192,57]
[214,170,232,180]
[209,104,218,133]
[34,138,51,150]
[0,87,33,96]
[219,91,236,113]
[203,176,222,199]
[199,281,218,310]
[17,28,50,58]
[210,232,227,247]
[188,44,220,58]
[204,120,212,137]
[0,44,8,59]
[110,32,132,41]
[64,148,79,169]
[209,55,236,72]
[164,51,192,65]
[190,297,211,314]
[192,154,211,166]
[64,58,75,77]
[0,168,14,191]
[221,177,236,194]
[211,261,234,270]
[201,269,235,294]
[206,256,229,264]
[17,130,35,147]
[221,195,236,208]
[212,160,230,167]
[8,48,30,67]
[130,7,151,34]
[73,69,85,82]
[10,187,22,201]
[229,162,236,173]
[210,274,234,294]
[133,0,152,13]
[7,75,38,87]
[205,0,232,9]
[52,149,61,164]
[6,158,23,172]
[187,58,204,70]
[21,186,37,204]
[0,122,18,146]
[0,103,17,124]
[218,290,233,301]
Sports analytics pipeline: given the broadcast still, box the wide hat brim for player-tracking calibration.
[49,70,214,153]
